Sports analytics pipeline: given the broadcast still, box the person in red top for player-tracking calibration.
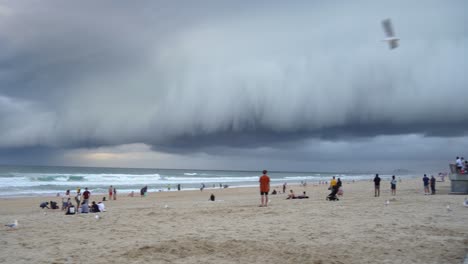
[82,187,91,205]
[259,170,270,207]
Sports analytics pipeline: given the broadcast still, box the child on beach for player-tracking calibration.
[108,186,113,200]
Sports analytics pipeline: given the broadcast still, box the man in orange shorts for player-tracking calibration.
[259,170,270,207]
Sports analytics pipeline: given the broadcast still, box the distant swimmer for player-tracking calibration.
[382,18,399,49]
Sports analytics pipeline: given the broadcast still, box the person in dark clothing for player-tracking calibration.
[430,175,436,195]
[40,202,49,209]
[140,186,148,197]
[423,174,430,195]
[91,201,100,212]
[373,174,381,197]
[50,201,59,209]
[336,178,342,189]
[209,193,215,201]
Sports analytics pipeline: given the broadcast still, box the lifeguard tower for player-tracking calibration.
[449,164,468,194]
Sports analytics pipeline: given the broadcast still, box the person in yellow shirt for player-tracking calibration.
[329,176,337,189]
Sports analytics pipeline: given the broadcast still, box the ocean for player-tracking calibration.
[0,165,415,197]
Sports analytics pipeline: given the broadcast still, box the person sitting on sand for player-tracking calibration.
[98,201,106,212]
[209,194,215,201]
[91,201,100,213]
[50,201,59,209]
[81,201,89,213]
[271,189,277,195]
[296,191,309,199]
[286,190,296,199]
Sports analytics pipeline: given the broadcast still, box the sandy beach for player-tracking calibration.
[0,178,467,264]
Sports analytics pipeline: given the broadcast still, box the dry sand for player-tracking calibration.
[0,178,467,264]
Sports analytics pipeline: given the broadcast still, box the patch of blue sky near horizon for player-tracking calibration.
[0,0,467,169]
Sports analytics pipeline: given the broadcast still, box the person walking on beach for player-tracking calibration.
[282,182,287,194]
[108,185,113,201]
[259,170,270,207]
[430,175,436,195]
[329,176,337,190]
[390,175,397,196]
[113,187,117,200]
[373,174,381,197]
[423,174,430,195]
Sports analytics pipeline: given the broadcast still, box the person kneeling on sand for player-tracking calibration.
[286,190,296,199]
[40,202,49,209]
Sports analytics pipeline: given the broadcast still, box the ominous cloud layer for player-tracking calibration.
[0,0,467,160]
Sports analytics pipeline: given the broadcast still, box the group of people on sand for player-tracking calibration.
[259,169,443,206]
[455,156,468,174]
[41,187,107,215]
[422,174,437,195]
[259,170,311,207]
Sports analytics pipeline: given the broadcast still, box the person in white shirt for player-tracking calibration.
[456,157,463,172]
[98,201,106,212]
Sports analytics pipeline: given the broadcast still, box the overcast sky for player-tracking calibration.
[0,0,467,172]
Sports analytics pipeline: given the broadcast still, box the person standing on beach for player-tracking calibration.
[140,186,148,197]
[390,175,397,196]
[83,187,91,205]
[75,189,81,212]
[423,174,430,195]
[259,170,270,207]
[282,182,287,194]
[373,174,381,197]
[430,175,436,195]
[108,185,113,201]
[113,187,117,200]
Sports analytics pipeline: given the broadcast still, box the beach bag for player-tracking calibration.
[66,206,76,215]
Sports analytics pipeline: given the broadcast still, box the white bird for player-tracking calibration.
[446,204,452,212]
[382,18,400,49]
[95,215,100,220]
[385,200,390,206]
[164,204,169,209]
[5,220,18,229]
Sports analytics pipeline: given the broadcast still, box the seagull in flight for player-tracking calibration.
[382,18,399,49]
[5,220,18,229]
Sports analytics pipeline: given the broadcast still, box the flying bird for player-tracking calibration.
[5,220,18,229]
[382,18,400,49]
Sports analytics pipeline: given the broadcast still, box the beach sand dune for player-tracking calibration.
[0,179,467,264]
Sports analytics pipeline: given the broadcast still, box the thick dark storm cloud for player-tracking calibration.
[0,0,467,157]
